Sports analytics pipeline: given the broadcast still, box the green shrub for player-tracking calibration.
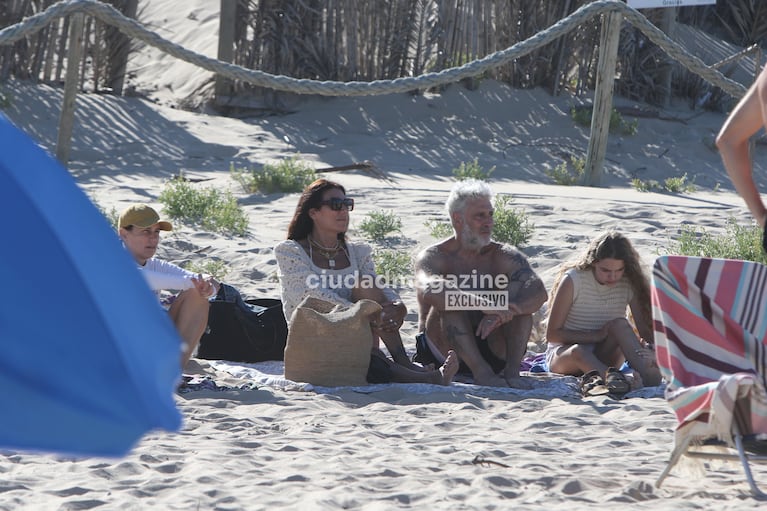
[159,180,249,236]
[231,155,316,194]
[424,219,454,239]
[372,250,413,285]
[183,259,229,280]
[88,195,119,228]
[632,174,695,194]
[545,156,585,185]
[663,173,695,194]
[665,218,765,264]
[452,159,495,181]
[492,195,533,247]
[358,210,403,241]
[570,106,637,136]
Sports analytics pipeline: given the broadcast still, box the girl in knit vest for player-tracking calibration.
[544,231,661,397]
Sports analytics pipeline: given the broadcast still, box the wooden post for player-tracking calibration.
[108,0,138,95]
[584,11,622,187]
[658,7,676,108]
[56,13,85,165]
[215,0,237,103]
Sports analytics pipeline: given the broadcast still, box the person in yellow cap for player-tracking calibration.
[118,203,219,369]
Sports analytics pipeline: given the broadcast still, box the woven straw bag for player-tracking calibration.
[284,296,381,386]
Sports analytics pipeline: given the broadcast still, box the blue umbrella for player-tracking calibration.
[0,114,182,457]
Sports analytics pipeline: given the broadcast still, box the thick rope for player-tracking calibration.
[0,0,748,98]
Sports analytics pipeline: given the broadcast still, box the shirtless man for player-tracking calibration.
[414,179,547,388]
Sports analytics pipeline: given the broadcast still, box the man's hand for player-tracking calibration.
[475,303,521,339]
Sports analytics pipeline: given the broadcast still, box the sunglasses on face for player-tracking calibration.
[319,198,354,211]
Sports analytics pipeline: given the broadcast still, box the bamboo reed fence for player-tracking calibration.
[1,0,764,108]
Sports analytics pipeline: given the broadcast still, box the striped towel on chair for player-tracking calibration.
[652,255,767,445]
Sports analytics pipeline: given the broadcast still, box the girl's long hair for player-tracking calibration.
[286,178,346,241]
[548,231,651,330]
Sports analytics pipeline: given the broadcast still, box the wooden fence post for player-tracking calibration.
[584,11,622,187]
[56,13,85,166]
[108,0,138,95]
[215,0,236,103]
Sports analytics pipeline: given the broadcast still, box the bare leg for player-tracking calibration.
[549,343,611,377]
[487,314,535,389]
[388,350,459,385]
[716,66,767,225]
[429,310,507,387]
[605,318,662,386]
[352,285,425,371]
[168,288,210,369]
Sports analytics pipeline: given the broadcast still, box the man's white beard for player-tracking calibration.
[460,227,491,250]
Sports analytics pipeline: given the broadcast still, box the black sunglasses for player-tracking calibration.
[319,198,354,211]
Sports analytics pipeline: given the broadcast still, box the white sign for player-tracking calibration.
[628,0,716,8]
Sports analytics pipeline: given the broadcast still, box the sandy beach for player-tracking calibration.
[3,1,767,509]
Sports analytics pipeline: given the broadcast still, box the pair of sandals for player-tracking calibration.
[581,367,631,398]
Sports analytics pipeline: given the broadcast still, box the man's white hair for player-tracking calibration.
[445,179,494,218]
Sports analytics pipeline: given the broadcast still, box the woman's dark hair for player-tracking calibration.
[287,178,347,241]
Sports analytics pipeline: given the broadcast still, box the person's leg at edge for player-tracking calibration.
[352,285,427,372]
[604,318,662,387]
[429,309,508,387]
[168,288,210,369]
[387,350,459,385]
[489,314,535,389]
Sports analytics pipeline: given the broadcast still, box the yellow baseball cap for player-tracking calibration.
[118,204,172,231]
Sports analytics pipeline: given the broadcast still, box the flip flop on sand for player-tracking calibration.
[581,370,610,397]
[605,367,631,398]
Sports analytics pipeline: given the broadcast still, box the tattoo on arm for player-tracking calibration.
[445,324,470,344]
[510,268,538,287]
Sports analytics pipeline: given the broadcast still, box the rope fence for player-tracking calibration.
[0,0,755,182]
[0,0,748,98]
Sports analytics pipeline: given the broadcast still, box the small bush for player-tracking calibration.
[545,156,585,185]
[452,159,495,181]
[632,174,695,194]
[492,195,534,247]
[358,210,403,241]
[372,250,413,286]
[571,106,637,136]
[424,219,454,239]
[663,173,696,194]
[231,155,316,194]
[665,218,765,264]
[183,259,229,280]
[159,180,249,236]
[89,195,119,228]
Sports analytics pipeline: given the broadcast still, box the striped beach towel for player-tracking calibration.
[651,256,767,445]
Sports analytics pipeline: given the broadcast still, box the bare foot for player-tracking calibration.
[437,350,459,385]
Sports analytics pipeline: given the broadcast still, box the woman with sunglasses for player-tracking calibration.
[275,178,458,385]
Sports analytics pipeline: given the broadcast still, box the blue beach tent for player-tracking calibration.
[0,114,182,457]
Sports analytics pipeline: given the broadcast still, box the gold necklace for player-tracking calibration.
[308,235,341,268]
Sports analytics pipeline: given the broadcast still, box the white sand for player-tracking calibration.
[2,1,767,509]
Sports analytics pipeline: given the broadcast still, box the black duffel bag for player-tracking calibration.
[197,283,288,363]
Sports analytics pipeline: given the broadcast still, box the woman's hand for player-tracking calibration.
[379,301,406,332]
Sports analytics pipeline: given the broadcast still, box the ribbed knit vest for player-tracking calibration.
[563,268,633,331]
